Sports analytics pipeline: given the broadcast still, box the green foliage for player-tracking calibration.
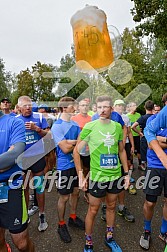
[1,28,167,110]
[0,58,10,99]
[56,51,89,100]
[131,0,167,48]
[106,28,148,98]
[16,61,56,102]
[144,38,167,105]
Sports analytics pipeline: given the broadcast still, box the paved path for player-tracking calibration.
[7,160,166,252]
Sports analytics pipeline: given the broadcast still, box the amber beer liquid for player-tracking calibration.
[71,6,114,71]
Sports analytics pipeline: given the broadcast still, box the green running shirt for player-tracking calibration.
[80,120,123,182]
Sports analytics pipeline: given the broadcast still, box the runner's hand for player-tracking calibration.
[124,175,130,190]
[79,175,88,191]
[25,121,37,130]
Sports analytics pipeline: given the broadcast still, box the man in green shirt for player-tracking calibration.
[74,95,130,252]
[127,102,141,169]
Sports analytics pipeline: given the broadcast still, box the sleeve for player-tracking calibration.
[91,113,98,121]
[0,142,25,170]
[0,118,25,170]
[51,123,65,145]
[9,118,26,146]
[137,116,143,125]
[144,106,167,143]
[146,114,156,126]
[80,126,92,143]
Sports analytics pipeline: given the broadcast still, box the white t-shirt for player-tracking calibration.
[121,114,131,143]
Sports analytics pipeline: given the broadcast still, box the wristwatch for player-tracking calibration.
[124,172,129,176]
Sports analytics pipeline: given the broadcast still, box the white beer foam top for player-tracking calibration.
[70,5,106,32]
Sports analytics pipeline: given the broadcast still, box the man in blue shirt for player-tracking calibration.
[0,110,35,251]
[51,97,85,243]
[0,98,16,116]
[140,94,167,250]
[17,95,49,232]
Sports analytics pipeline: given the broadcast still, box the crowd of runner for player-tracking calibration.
[0,94,167,252]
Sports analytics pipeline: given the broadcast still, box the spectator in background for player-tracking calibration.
[38,104,55,128]
[0,98,16,116]
[113,99,136,195]
[127,102,141,170]
[131,100,154,171]
[153,104,161,114]
[92,104,97,114]
[13,104,21,115]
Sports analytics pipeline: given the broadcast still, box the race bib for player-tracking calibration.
[26,131,39,145]
[0,183,9,203]
[100,154,118,169]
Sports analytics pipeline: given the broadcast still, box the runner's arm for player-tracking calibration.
[131,122,143,137]
[25,121,49,137]
[58,140,76,154]
[127,126,135,153]
[73,137,88,191]
[122,125,127,147]
[118,141,130,190]
[147,139,167,169]
[0,142,25,171]
[73,137,87,175]
[148,136,167,149]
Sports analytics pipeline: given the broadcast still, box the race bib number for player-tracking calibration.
[100,154,118,169]
[0,183,9,203]
[26,131,39,144]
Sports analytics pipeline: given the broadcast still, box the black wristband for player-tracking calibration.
[124,172,129,176]
[166,137,167,144]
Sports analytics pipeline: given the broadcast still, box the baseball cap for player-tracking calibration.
[1,98,11,103]
[38,104,48,111]
[113,99,125,106]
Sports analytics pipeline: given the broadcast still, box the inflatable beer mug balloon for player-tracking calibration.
[71,5,116,72]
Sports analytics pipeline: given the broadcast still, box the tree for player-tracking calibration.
[0,58,10,99]
[16,62,56,102]
[105,28,148,99]
[56,48,89,100]
[131,0,167,48]
[144,38,167,104]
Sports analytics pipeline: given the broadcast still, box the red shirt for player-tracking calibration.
[71,113,91,130]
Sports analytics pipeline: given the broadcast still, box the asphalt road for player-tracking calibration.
[6,159,166,252]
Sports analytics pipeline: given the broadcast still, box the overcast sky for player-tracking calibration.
[0,0,136,74]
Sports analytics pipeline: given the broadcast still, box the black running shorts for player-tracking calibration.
[56,167,79,195]
[0,187,28,234]
[22,155,46,174]
[143,167,167,197]
[88,177,124,198]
